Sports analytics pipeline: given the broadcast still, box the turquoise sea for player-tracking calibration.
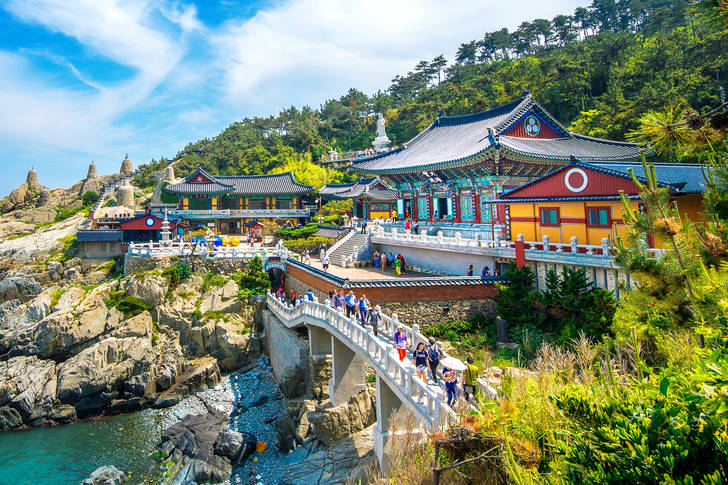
[0,408,177,485]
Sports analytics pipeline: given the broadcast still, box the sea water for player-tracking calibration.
[0,407,178,485]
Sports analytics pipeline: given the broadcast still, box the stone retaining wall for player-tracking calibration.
[124,255,255,277]
[379,300,495,330]
[261,309,310,398]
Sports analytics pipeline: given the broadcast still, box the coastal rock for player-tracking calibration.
[0,275,42,303]
[125,274,168,307]
[49,404,77,423]
[198,279,240,314]
[81,465,125,485]
[307,390,376,444]
[273,413,299,453]
[189,316,259,372]
[280,425,375,485]
[213,429,256,462]
[0,213,82,264]
[159,410,232,483]
[279,364,306,398]
[0,355,57,429]
[56,337,155,414]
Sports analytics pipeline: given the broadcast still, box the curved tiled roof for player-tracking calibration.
[320,177,396,200]
[165,168,314,196]
[350,94,642,174]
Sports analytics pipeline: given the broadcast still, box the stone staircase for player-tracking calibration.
[328,232,368,267]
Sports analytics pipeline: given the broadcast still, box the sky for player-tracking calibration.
[0,0,587,197]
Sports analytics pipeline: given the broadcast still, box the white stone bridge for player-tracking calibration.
[265,292,454,468]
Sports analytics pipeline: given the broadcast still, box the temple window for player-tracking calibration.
[540,207,560,226]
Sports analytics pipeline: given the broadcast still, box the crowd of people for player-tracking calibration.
[465,264,501,278]
[371,250,407,275]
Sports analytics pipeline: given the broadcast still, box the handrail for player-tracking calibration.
[265,292,456,429]
[126,240,292,260]
[325,228,356,256]
[342,233,369,268]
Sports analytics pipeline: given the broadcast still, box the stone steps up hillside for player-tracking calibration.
[327,233,368,267]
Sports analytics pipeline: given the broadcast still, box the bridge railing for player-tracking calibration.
[266,292,455,429]
[127,241,292,260]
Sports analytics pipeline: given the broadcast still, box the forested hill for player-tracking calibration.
[135,0,728,187]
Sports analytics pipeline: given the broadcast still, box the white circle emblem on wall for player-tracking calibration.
[145,217,155,227]
[564,168,588,193]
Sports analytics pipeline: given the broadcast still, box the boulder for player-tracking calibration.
[81,465,125,485]
[307,390,376,445]
[0,355,58,429]
[56,337,155,414]
[199,280,240,314]
[63,267,81,283]
[109,311,152,340]
[53,287,86,313]
[0,406,22,430]
[273,413,298,453]
[49,404,76,424]
[125,274,168,307]
[213,429,256,462]
[0,275,42,303]
[279,364,306,399]
[0,184,29,213]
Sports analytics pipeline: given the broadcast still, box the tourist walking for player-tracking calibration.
[322,252,330,272]
[466,265,473,276]
[443,367,458,406]
[481,265,490,280]
[367,304,381,336]
[400,254,406,274]
[344,291,357,318]
[462,356,480,403]
[373,249,380,268]
[393,328,410,361]
[358,294,370,326]
[380,251,387,270]
[394,255,402,276]
[305,289,314,301]
[412,220,419,235]
[289,290,296,305]
[404,219,411,231]
[426,337,441,384]
[333,289,343,309]
[303,250,311,265]
[387,252,395,269]
[412,343,429,382]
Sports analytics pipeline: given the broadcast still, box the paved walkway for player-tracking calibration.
[306,256,436,280]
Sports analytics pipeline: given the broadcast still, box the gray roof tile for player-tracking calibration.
[165,168,314,196]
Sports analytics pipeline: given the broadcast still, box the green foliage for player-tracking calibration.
[132,158,170,189]
[49,288,66,308]
[232,257,271,301]
[201,272,228,293]
[320,199,353,217]
[276,222,319,240]
[160,182,179,204]
[495,262,543,330]
[282,236,333,254]
[162,262,192,287]
[105,291,153,318]
[81,191,99,207]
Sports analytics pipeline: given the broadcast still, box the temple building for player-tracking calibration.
[165,167,315,233]
[349,94,642,225]
[319,177,397,219]
[494,160,707,247]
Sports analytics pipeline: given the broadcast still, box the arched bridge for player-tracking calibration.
[265,292,455,468]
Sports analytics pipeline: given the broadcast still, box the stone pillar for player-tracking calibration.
[120,154,133,176]
[86,161,98,180]
[330,336,366,406]
[116,179,134,208]
[163,165,175,182]
[374,374,403,471]
[26,167,39,189]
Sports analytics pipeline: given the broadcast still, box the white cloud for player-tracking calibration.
[213,0,587,112]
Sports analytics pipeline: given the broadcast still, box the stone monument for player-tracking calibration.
[86,161,98,179]
[116,179,134,208]
[372,113,391,150]
[163,165,175,182]
[120,154,134,176]
[26,167,39,189]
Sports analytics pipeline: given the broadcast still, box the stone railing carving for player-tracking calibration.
[127,241,291,260]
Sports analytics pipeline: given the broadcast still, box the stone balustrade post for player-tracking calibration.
[517,234,524,242]
[455,232,462,245]
[406,367,415,395]
[437,231,444,243]
[365,325,372,353]
[391,314,399,336]
[570,236,578,253]
[601,237,610,256]
[312,295,319,303]
[412,324,420,345]
[542,234,550,252]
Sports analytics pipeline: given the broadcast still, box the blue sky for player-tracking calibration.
[0,0,586,197]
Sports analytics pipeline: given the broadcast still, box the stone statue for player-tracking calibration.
[496,316,508,344]
[372,112,391,150]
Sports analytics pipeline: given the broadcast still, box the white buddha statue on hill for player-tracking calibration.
[372,112,391,150]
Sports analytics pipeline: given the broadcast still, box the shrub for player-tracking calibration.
[201,272,228,292]
[81,191,99,207]
[162,262,192,287]
[105,291,153,318]
[232,257,271,300]
[282,236,333,254]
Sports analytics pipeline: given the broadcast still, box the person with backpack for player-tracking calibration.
[333,289,343,310]
[367,305,381,336]
[304,289,314,301]
[412,342,429,382]
[393,328,410,361]
[426,337,441,384]
[462,356,480,403]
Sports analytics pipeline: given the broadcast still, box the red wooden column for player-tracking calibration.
[453,194,461,223]
[474,193,481,222]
